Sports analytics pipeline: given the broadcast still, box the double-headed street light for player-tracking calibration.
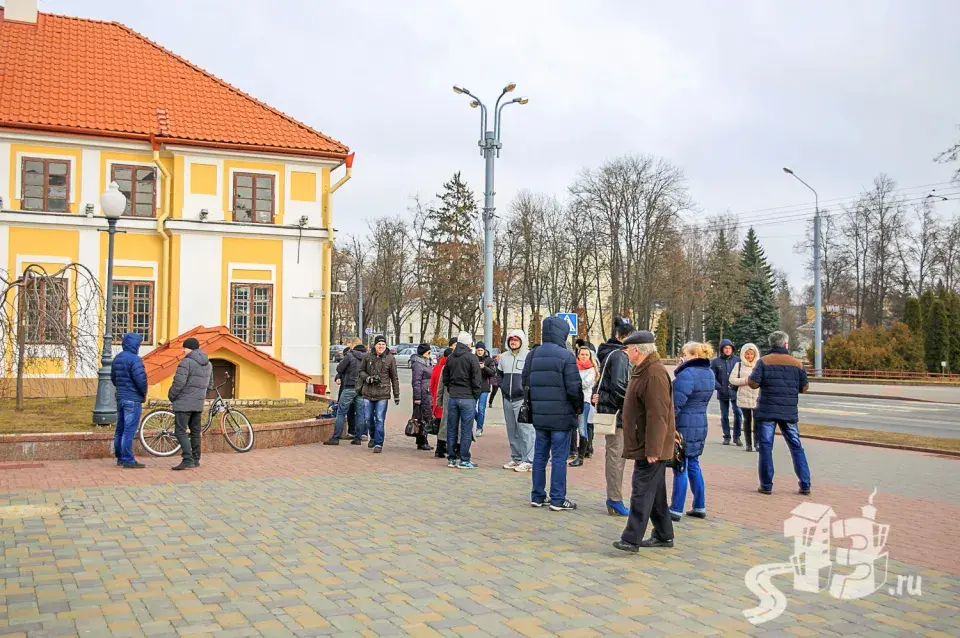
[92,181,127,424]
[783,167,822,377]
[453,82,528,348]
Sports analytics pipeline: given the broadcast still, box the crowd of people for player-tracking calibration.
[322,316,813,550]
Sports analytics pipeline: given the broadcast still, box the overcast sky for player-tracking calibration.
[42,0,960,291]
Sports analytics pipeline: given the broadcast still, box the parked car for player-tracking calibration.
[394,347,418,368]
[390,342,416,355]
[330,345,347,362]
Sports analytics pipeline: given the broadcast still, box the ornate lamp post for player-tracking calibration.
[92,182,127,424]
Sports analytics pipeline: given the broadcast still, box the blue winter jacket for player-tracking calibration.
[110,333,147,403]
[673,358,714,458]
[748,346,809,423]
[521,316,584,431]
[710,338,740,401]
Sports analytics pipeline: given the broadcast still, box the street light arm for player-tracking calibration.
[786,172,819,212]
[495,100,520,143]
[459,89,488,137]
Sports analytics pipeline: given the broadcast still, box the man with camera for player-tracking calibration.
[355,335,400,453]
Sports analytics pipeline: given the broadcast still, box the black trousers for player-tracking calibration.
[174,411,202,463]
[621,459,674,545]
[742,408,754,447]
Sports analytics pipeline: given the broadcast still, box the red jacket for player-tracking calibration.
[430,356,447,419]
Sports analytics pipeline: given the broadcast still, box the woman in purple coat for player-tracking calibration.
[410,343,434,451]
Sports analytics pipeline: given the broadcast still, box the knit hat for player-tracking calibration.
[443,347,453,358]
[374,335,387,345]
[475,341,486,351]
[417,343,431,356]
[183,337,200,350]
[457,332,473,348]
[448,336,458,346]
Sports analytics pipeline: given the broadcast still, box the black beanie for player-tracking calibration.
[417,343,430,356]
[448,336,458,346]
[374,335,387,345]
[443,347,453,358]
[183,337,200,350]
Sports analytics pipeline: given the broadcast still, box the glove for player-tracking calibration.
[394,397,400,406]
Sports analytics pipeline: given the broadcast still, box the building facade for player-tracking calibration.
[0,1,351,394]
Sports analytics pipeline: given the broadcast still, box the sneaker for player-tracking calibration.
[447,459,458,468]
[799,487,811,496]
[514,462,532,473]
[757,486,772,495]
[722,439,731,446]
[367,440,376,449]
[350,439,363,445]
[613,540,640,553]
[734,438,743,447]
[476,429,483,438]
[323,438,340,446]
[373,446,383,454]
[686,510,707,519]
[569,456,583,467]
[670,511,682,522]
[362,435,369,441]
[530,499,546,508]
[458,461,477,469]
[503,460,521,469]
[122,462,146,469]
[172,461,196,471]
[639,536,674,548]
[116,459,122,466]
[549,500,577,512]
[745,445,753,452]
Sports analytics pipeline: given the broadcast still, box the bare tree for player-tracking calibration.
[897,199,941,296]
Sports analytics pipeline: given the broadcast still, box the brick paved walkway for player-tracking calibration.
[1,410,958,636]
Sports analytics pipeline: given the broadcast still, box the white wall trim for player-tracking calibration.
[0,129,152,152]
[0,210,158,232]
[164,219,328,240]
[165,144,342,168]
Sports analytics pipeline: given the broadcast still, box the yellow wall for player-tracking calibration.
[290,171,317,202]
[222,159,285,224]
[146,349,300,401]
[8,143,83,213]
[220,237,282,353]
[190,163,218,195]
[279,382,305,402]
[24,357,65,375]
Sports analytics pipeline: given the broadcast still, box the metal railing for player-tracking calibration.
[806,368,960,382]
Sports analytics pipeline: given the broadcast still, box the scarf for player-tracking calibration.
[577,358,594,372]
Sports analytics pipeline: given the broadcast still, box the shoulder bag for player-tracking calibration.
[592,355,618,436]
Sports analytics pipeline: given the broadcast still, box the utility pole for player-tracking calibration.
[453,83,528,347]
[358,273,364,346]
[783,167,822,377]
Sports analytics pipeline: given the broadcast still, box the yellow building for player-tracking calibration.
[0,1,352,397]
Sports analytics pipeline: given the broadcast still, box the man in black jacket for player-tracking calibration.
[325,338,365,445]
[474,341,497,437]
[592,316,636,516]
[442,332,482,468]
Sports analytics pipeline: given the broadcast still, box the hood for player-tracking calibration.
[505,329,528,355]
[740,343,760,365]
[186,349,209,366]
[597,337,623,362]
[719,338,734,357]
[542,316,569,346]
[676,357,710,375]
[121,332,142,354]
[349,347,366,361]
[450,342,472,358]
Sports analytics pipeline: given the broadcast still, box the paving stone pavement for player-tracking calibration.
[1,413,959,636]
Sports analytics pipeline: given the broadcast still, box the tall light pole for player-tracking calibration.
[453,83,528,347]
[93,182,127,423]
[783,167,822,377]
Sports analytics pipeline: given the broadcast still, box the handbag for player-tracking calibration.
[668,430,686,473]
[425,417,440,436]
[592,355,618,435]
[404,415,422,437]
[517,347,537,424]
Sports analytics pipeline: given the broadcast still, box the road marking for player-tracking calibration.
[801,408,869,416]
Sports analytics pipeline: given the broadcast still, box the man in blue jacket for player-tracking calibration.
[523,316,584,511]
[748,331,811,495]
[110,332,148,469]
[711,338,742,446]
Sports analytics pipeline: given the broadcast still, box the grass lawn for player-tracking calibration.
[800,422,960,454]
[0,397,329,434]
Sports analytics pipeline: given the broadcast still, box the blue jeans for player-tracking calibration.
[757,421,811,491]
[476,392,488,431]
[670,454,705,515]
[719,398,742,440]
[352,398,370,442]
[114,400,141,465]
[531,429,573,506]
[333,388,359,439]
[578,405,592,439]
[364,399,387,447]
[446,398,476,462]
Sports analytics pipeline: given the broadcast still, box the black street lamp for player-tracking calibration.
[92,182,126,424]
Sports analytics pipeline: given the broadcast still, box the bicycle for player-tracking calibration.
[138,378,255,456]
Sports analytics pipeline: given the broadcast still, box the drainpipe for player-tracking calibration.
[152,143,173,344]
[320,153,353,392]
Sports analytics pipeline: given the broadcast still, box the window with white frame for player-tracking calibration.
[230,283,273,345]
[111,281,154,345]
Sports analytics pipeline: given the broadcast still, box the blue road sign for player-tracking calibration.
[557,312,578,336]
[364,327,373,335]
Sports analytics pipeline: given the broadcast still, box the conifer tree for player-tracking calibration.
[728,227,779,347]
[704,228,744,344]
[924,298,950,373]
[655,311,669,357]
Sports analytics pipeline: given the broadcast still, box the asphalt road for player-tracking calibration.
[383,367,960,439]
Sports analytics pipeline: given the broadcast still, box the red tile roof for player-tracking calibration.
[143,326,310,386]
[0,9,349,159]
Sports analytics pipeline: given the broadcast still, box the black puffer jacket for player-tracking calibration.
[594,337,629,427]
[335,346,365,388]
[357,350,400,401]
[478,354,497,394]
[442,343,482,399]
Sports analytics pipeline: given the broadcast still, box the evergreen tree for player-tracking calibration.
[704,228,744,345]
[425,173,482,335]
[903,297,924,337]
[728,228,779,348]
[948,292,960,373]
[655,311,669,357]
[924,299,950,373]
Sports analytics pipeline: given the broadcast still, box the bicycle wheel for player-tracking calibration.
[138,409,181,457]
[221,409,255,452]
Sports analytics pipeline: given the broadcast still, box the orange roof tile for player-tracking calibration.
[143,325,311,386]
[0,9,349,159]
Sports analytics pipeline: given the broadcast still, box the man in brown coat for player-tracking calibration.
[613,330,677,552]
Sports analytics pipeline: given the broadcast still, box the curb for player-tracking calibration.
[791,432,960,458]
[805,390,959,405]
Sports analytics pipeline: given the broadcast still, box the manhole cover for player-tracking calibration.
[0,504,61,519]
